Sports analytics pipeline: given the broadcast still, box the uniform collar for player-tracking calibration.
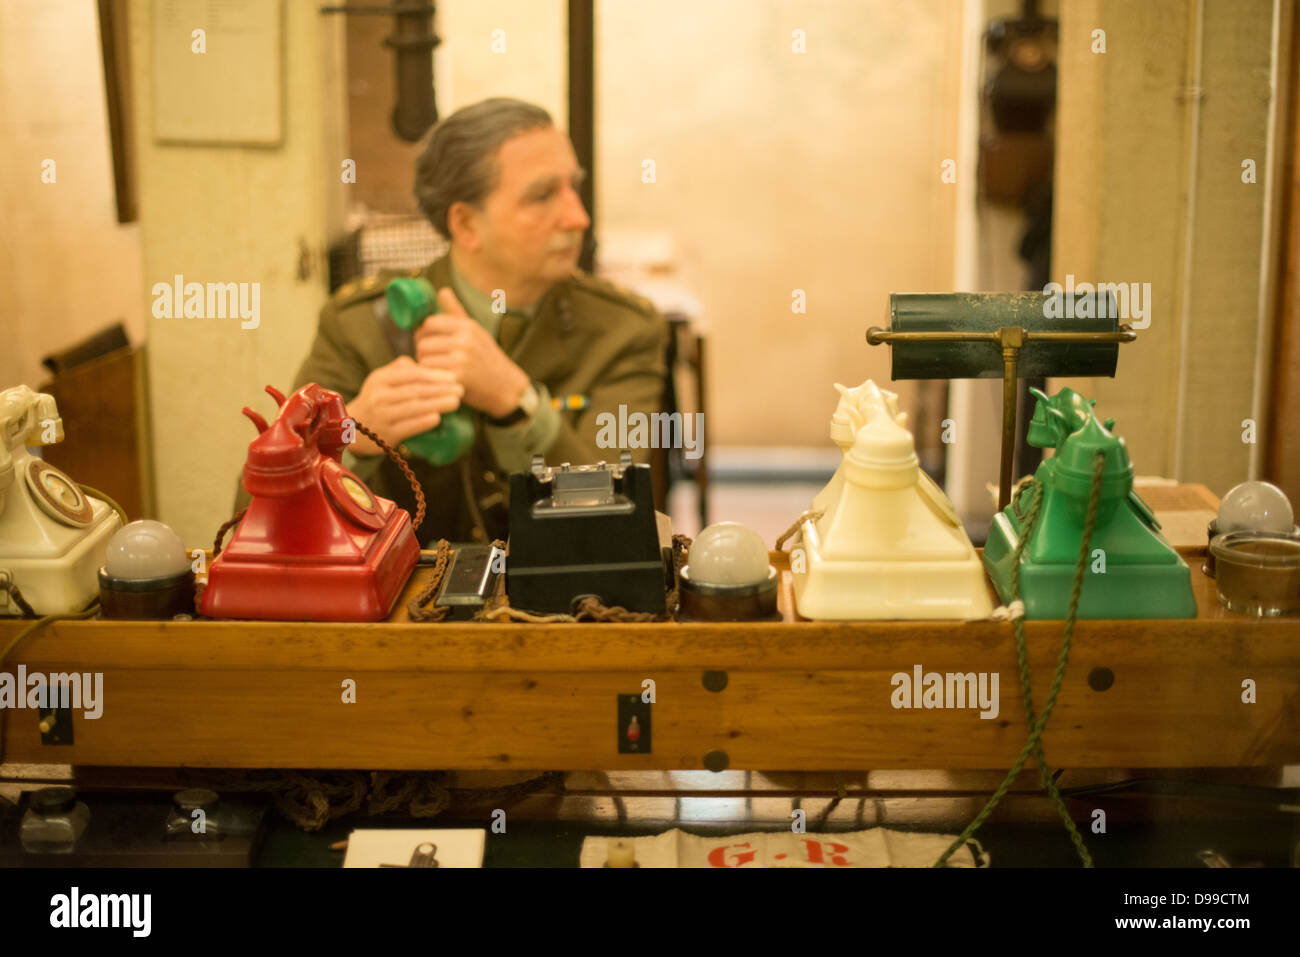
[423,252,573,326]
[448,262,508,328]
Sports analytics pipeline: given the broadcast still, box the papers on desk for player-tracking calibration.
[343,829,485,868]
[580,828,989,868]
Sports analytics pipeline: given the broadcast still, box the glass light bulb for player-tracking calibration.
[687,522,770,586]
[1218,481,1294,534]
[105,520,191,580]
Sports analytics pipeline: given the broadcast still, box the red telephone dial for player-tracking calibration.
[199,383,420,621]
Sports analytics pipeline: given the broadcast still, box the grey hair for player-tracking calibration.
[414,97,554,241]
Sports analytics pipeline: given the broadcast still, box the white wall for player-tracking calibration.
[0,1,145,392]
[597,0,968,446]
[129,0,348,543]
[1053,0,1290,497]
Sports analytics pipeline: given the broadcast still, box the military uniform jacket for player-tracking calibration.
[234,253,667,545]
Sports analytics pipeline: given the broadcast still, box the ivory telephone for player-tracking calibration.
[0,386,121,616]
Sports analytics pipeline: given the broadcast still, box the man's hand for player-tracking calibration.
[413,287,530,419]
[345,355,464,456]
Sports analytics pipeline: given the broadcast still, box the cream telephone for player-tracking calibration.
[791,379,992,620]
[0,386,121,616]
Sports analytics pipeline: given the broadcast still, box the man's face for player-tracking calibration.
[470,126,590,283]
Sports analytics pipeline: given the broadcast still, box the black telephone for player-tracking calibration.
[505,453,670,614]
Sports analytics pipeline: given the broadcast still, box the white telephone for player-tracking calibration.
[0,386,121,616]
[792,379,992,620]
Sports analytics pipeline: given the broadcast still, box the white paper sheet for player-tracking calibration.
[343,829,485,869]
[580,828,989,868]
[152,0,282,144]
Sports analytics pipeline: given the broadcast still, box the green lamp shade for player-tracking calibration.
[887,292,1122,380]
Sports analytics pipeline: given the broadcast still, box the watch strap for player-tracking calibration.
[487,382,538,427]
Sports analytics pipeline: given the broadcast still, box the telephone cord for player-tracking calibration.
[407,539,457,621]
[353,420,426,532]
[934,450,1106,868]
[76,484,128,528]
[774,508,825,552]
[1002,470,1094,862]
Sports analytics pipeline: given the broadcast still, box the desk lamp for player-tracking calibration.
[867,292,1194,619]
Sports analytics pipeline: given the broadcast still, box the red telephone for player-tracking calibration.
[199,383,419,621]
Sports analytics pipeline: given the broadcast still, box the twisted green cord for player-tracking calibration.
[935,450,1106,867]
[1010,463,1095,866]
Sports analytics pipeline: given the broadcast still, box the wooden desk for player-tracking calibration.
[2,484,1295,772]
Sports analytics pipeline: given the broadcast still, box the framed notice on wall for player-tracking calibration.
[151,0,283,146]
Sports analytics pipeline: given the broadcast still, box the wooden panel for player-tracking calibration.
[97,0,137,223]
[38,346,152,520]
[2,543,1296,771]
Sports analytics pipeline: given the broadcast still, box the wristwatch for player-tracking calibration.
[487,381,540,427]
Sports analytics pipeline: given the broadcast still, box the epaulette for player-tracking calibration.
[330,267,425,311]
[567,272,658,319]
[330,274,386,310]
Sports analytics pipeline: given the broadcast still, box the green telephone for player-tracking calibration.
[384,277,477,465]
[0,386,122,616]
[982,386,1197,619]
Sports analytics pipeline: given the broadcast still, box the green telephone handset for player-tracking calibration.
[384,277,477,465]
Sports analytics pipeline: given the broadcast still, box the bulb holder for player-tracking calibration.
[97,567,196,620]
[1208,530,1300,617]
[678,566,779,621]
[1205,518,1300,578]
